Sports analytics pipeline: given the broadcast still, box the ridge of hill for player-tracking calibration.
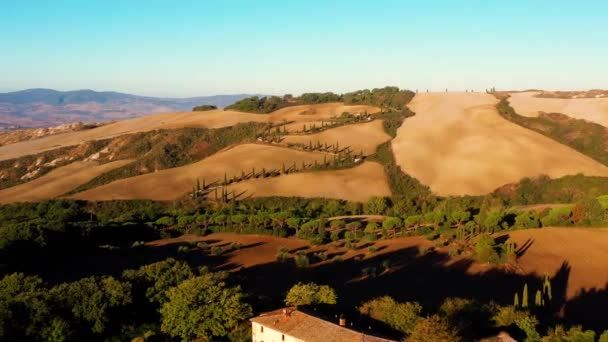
[0,88,256,128]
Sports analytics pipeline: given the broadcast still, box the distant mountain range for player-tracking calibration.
[0,89,254,128]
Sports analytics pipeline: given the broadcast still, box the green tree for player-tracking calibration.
[50,276,131,334]
[542,325,596,342]
[160,274,252,341]
[474,235,499,263]
[522,283,529,309]
[599,330,608,342]
[358,296,421,335]
[364,196,387,215]
[122,258,194,305]
[284,282,337,306]
[483,210,503,232]
[534,290,542,307]
[0,273,57,340]
[407,315,461,342]
[156,216,175,228]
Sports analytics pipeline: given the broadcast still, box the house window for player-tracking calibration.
[282,334,285,341]
[260,326,264,333]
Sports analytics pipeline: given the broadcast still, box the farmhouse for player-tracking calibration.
[250,307,396,342]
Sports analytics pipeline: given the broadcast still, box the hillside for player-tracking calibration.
[70,144,332,201]
[392,92,608,196]
[0,103,378,161]
[0,88,254,128]
[508,91,608,127]
[0,160,132,204]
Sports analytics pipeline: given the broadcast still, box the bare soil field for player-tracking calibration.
[281,120,391,155]
[392,92,608,196]
[500,227,608,299]
[146,232,431,269]
[508,91,608,127]
[226,162,391,202]
[70,144,330,201]
[0,103,379,161]
[0,159,132,204]
[150,228,608,307]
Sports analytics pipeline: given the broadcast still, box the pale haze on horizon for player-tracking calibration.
[1,0,606,97]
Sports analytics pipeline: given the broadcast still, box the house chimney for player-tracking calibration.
[339,314,346,327]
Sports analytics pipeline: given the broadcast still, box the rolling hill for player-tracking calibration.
[391,92,608,196]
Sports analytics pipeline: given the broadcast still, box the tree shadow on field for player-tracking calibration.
[229,244,606,332]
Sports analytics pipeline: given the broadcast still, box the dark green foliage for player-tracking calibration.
[160,273,252,341]
[225,93,341,113]
[225,95,286,113]
[192,105,217,111]
[49,276,132,334]
[493,174,608,205]
[358,296,422,335]
[369,142,431,197]
[284,282,337,306]
[122,258,195,305]
[342,86,415,113]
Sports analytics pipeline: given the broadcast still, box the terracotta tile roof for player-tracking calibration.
[250,307,396,342]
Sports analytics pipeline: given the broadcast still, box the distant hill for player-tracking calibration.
[0,89,254,128]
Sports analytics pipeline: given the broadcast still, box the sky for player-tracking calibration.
[1,0,607,97]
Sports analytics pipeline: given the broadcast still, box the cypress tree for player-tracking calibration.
[522,283,529,308]
[202,177,206,189]
[224,172,228,185]
[514,292,519,307]
[543,273,552,301]
[535,289,542,307]
[196,178,201,192]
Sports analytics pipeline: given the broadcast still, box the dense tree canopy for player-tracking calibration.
[284,282,337,307]
[160,273,251,341]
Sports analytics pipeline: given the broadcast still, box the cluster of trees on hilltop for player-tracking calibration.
[342,86,415,112]
[224,92,341,114]
[224,87,415,114]
[192,105,217,111]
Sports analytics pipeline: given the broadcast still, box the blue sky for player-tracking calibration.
[1,0,606,97]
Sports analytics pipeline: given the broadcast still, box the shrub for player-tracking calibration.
[368,246,378,254]
[314,251,328,261]
[407,315,461,342]
[381,259,391,271]
[474,235,500,264]
[131,241,145,248]
[359,296,422,335]
[293,252,310,268]
[210,246,222,256]
[284,282,337,306]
